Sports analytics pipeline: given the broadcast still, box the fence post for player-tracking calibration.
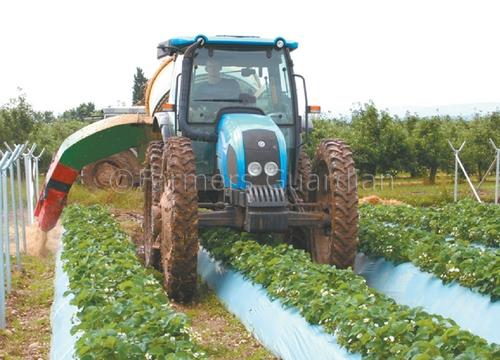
[0,151,12,329]
[448,141,482,203]
[6,142,29,253]
[490,139,500,205]
[2,159,11,292]
[449,141,465,202]
[8,145,26,270]
[33,148,44,203]
[23,144,36,225]
[16,150,27,252]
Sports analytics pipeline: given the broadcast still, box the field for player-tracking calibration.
[1,176,498,359]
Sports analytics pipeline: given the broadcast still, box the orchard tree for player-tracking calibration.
[378,117,413,175]
[460,112,500,180]
[59,102,99,121]
[350,102,382,174]
[412,116,449,184]
[350,102,411,175]
[132,67,148,105]
[0,93,35,144]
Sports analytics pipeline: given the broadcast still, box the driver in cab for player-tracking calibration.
[192,59,241,100]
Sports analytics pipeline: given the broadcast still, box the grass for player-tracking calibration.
[67,183,143,210]
[66,174,498,210]
[358,175,497,206]
[0,255,54,359]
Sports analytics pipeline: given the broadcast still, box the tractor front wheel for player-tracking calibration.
[160,137,199,302]
[310,139,358,268]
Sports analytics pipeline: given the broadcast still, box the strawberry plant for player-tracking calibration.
[358,218,500,300]
[361,200,500,248]
[200,229,499,359]
[62,205,205,360]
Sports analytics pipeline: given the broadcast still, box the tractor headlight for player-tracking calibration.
[264,162,279,177]
[248,162,262,177]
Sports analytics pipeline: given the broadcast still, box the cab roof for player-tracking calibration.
[157,34,298,59]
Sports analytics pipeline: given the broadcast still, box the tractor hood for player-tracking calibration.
[216,113,288,189]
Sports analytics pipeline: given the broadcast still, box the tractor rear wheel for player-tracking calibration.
[285,151,312,251]
[160,137,198,303]
[297,151,312,201]
[310,139,358,268]
[142,141,164,268]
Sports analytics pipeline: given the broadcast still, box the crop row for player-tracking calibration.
[358,217,499,300]
[62,205,205,360]
[200,229,499,359]
[360,200,500,248]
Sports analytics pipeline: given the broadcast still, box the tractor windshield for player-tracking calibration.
[188,47,294,125]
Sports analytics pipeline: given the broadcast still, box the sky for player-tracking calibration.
[1,0,499,117]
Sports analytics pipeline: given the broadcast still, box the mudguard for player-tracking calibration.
[35,114,155,231]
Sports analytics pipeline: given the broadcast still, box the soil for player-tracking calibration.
[172,288,276,360]
[6,210,61,257]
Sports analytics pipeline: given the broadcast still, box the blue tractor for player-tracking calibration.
[142,35,358,302]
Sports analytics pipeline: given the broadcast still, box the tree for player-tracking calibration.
[412,116,449,184]
[308,103,414,176]
[350,102,411,175]
[132,67,148,105]
[0,92,36,145]
[30,119,87,170]
[460,112,500,180]
[377,117,413,176]
[59,102,99,121]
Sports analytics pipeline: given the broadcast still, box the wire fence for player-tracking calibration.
[0,142,44,329]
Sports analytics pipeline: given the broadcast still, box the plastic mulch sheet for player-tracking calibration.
[355,253,499,344]
[198,248,361,360]
[49,247,79,360]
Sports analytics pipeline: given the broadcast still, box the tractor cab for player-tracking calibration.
[149,36,304,183]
